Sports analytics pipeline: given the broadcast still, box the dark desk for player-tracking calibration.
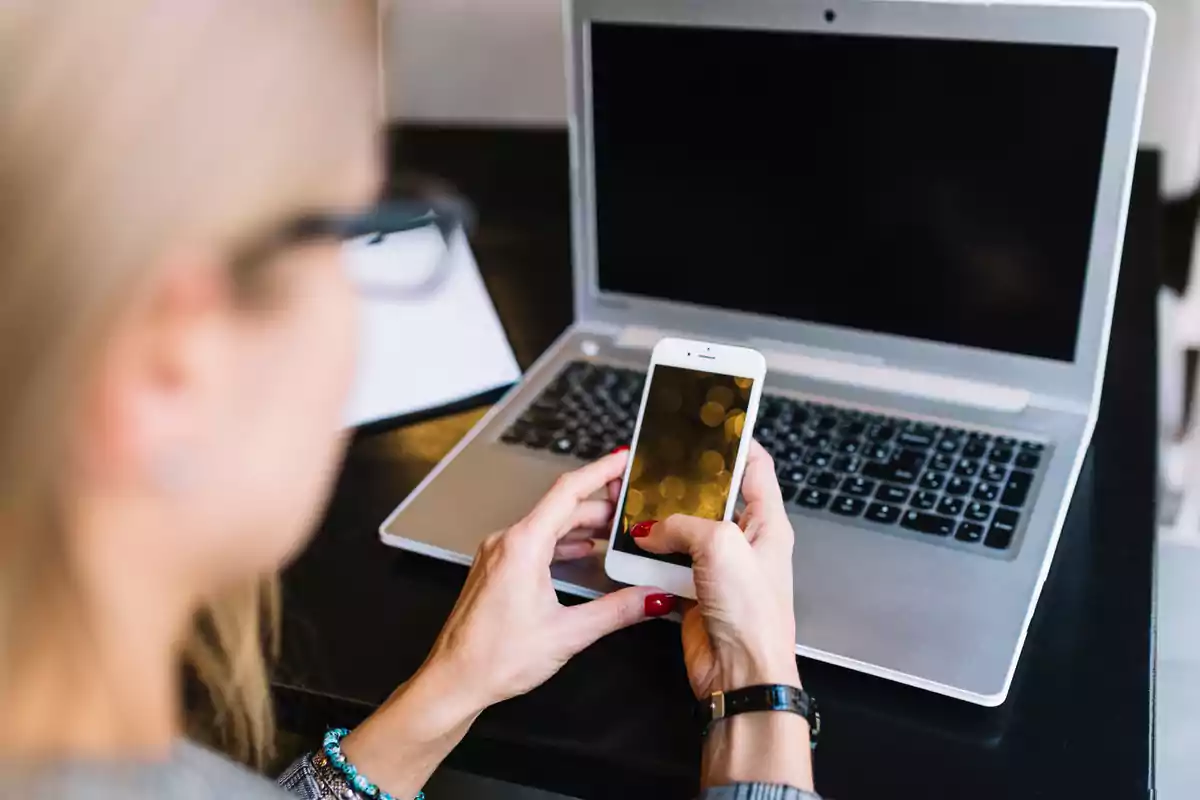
[275,127,1160,800]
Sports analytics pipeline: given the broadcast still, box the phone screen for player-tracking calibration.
[612,364,755,567]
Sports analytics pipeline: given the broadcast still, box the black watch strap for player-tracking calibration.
[699,684,820,747]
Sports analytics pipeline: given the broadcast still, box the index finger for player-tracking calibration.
[525,449,631,540]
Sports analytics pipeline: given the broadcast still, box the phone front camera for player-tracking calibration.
[824,9,836,22]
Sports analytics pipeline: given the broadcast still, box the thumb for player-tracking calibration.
[559,587,675,653]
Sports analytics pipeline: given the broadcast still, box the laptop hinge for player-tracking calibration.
[615,325,1030,414]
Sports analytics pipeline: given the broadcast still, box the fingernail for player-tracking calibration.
[644,593,676,617]
[610,445,629,455]
[630,520,657,538]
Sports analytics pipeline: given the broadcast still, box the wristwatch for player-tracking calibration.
[699,684,821,748]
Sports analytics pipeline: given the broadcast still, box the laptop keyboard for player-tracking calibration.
[500,361,1046,553]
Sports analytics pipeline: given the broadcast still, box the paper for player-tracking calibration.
[342,226,521,427]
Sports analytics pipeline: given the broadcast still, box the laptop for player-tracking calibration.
[381,0,1154,706]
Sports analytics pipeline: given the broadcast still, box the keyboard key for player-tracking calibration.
[831,495,866,517]
[1020,441,1045,452]
[868,425,896,442]
[523,429,551,449]
[1001,470,1034,508]
[797,488,832,510]
[956,522,985,543]
[929,452,955,472]
[815,415,839,431]
[779,483,799,503]
[911,490,939,510]
[1015,451,1041,470]
[893,449,928,469]
[840,421,867,437]
[911,422,941,437]
[864,444,892,462]
[862,461,919,485]
[573,439,603,459]
[897,431,935,449]
[835,438,862,455]
[981,463,1008,483]
[988,447,1014,464]
[841,476,876,497]
[865,502,902,524]
[780,447,806,465]
[810,471,840,490]
[919,471,946,491]
[945,476,973,496]
[832,455,864,474]
[900,510,955,537]
[803,450,834,469]
[968,431,992,443]
[875,485,911,504]
[777,465,808,485]
[501,426,526,444]
[974,482,1001,502]
[964,501,993,522]
[954,459,981,477]
[937,437,961,454]
[803,433,832,450]
[995,436,1018,448]
[937,496,965,516]
[985,509,1020,549]
[961,441,987,459]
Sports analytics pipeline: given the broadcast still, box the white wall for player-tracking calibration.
[383,0,566,125]
[1138,0,1200,197]
[384,0,1200,193]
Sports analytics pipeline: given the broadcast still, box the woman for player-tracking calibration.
[0,2,816,798]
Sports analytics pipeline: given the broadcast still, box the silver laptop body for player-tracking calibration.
[381,0,1154,706]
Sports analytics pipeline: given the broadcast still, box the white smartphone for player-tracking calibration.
[604,337,766,599]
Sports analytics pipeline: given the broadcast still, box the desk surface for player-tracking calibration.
[275,127,1160,800]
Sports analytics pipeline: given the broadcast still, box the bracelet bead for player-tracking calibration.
[319,728,425,800]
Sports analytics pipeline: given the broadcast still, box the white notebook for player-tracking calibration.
[342,226,521,428]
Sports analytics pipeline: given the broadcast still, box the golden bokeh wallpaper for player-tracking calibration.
[613,365,754,566]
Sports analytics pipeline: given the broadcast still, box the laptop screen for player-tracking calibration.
[589,22,1118,362]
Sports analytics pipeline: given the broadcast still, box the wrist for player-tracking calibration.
[718,649,801,694]
[701,710,814,791]
[340,661,483,797]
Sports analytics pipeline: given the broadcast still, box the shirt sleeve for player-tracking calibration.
[698,785,823,800]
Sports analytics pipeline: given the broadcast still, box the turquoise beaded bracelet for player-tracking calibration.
[319,728,425,800]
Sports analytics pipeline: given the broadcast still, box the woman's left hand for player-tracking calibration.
[423,448,672,709]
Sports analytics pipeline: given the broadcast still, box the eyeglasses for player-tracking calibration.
[234,197,470,301]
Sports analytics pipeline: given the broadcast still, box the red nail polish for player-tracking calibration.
[644,593,676,617]
[630,520,657,538]
[610,445,629,455]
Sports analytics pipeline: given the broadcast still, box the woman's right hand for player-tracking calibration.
[630,440,814,792]
[631,439,800,698]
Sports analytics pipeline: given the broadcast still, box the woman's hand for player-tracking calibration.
[342,449,671,798]
[632,439,799,698]
[421,448,673,709]
[630,440,813,791]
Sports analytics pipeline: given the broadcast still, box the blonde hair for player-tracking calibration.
[0,0,378,766]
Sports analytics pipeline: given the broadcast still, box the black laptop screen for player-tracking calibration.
[590,22,1118,362]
